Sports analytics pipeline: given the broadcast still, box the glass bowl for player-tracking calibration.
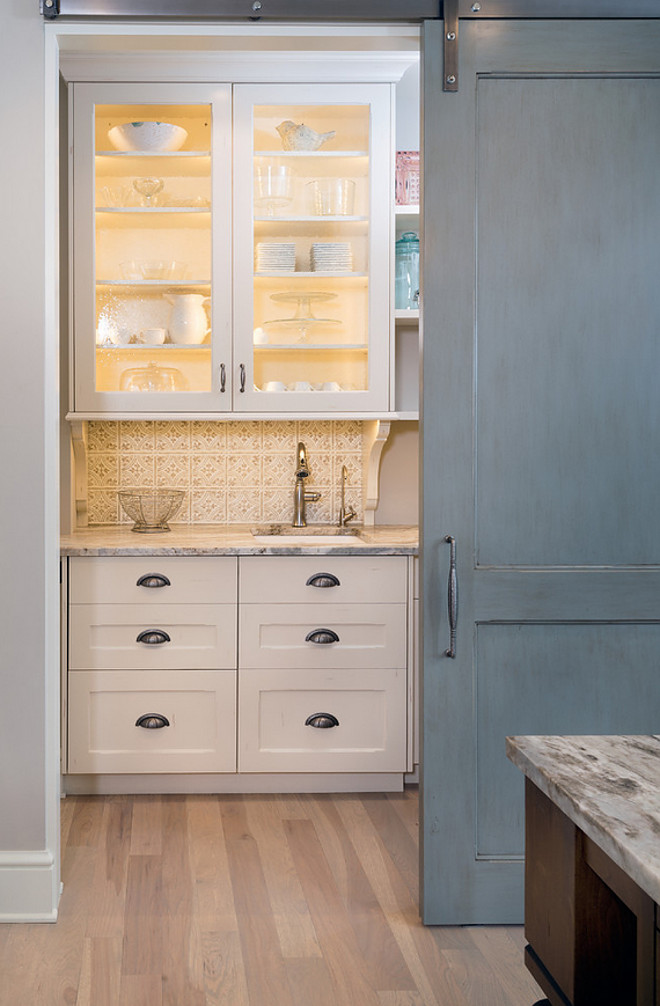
[107,122,188,152]
[118,490,185,533]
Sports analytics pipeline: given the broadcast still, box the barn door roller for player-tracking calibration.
[443,0,459,90]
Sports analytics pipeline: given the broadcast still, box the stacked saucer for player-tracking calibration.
[255,242,296,272]
[310,242,353,273]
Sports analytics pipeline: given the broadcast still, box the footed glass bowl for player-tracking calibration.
[118,490,184,533]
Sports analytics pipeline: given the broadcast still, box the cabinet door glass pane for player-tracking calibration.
[252,104,370,397]
[94,103,212,394]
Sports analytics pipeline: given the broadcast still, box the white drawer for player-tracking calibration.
[239,602,406,669]
[239,555,407,605]
[68,669,236,774]
[69,603,236,670]
[69,556,237,605]
[238,666,406,773]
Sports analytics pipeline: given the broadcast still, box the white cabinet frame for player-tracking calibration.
[71,81,232,413]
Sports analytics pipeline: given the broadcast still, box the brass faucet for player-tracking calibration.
[337,464,356,526]
[292,442,321,527]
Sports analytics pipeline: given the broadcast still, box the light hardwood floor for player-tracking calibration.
[0,788,543,1005]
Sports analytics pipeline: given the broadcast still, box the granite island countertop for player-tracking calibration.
[507,734,660,906]
[60,523,418,556]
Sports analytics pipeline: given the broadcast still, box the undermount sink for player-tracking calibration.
[251,525,366,545]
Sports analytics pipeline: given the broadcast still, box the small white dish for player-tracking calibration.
[140,328,167,346]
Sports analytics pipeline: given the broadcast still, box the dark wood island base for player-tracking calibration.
[507,737,660,1006]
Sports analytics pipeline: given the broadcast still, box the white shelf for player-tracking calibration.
[96,150,211,158]
[96,279,210,287]
[96,343,211,351]
[255,215,368,223]
[254,271,367,279]
[254,343,367,351]
[95,207,210,214]
[395,309,420,321]
[256,150,368,158]
[395,203,420,215]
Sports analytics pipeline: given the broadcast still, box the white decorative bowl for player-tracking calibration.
[107,121,188,153]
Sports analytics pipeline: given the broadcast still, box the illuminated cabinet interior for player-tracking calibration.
[69,72,408,418]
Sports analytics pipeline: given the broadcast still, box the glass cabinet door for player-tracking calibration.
[233,83,392,413]
[72,83,231,413]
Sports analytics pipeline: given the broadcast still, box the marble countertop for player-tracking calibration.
[507,734,660,906]
[60,523,418,556]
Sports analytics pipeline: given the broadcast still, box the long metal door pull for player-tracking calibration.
[445,535,458,658]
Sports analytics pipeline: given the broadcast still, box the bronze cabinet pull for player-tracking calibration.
[305,713,339,729]
[305,628,340,645]
[306,572,341,588]
[136,628,171,645]
[135,713,170,729]
[136,573,171,589]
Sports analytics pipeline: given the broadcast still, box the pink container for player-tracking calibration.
[395,150,420,206]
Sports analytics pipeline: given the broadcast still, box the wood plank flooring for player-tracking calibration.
[0,788,543,1005]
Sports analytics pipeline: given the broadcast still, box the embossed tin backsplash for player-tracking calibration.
[86,420,365,525]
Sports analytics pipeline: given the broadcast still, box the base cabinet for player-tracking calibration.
[63,553,411,791]
[68,668,237,774]
[238,666,407,773]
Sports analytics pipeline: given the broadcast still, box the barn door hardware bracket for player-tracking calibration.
[40,0,60,17]
[443,0,459,91]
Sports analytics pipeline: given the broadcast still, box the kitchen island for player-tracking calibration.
[507,735,660,1006]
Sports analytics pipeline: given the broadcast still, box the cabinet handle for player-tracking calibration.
[306,572,341,589]
[239,363,246,393]
[136,573,171,589]
[305,628,340,645]
[135,713,170,730]
[445,534,458,658]
[305,712,339,729]
[136,628,171,645]
[220,363,226,393]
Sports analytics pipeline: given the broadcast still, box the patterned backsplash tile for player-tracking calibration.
[86,420,365,526]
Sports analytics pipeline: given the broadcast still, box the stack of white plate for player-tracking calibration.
[255,242,296,272]
[310,242,353,272]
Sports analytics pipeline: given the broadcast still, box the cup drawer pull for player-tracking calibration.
[305,712,340,729]
[135,713,170,730]
[306,572,341,589]
[305,628,340,645]
[136,628,171,645]
[136,573,171,589]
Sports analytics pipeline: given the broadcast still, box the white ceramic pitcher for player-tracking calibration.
[166,294,210,345]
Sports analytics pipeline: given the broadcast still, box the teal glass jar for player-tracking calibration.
[395,231,420,310]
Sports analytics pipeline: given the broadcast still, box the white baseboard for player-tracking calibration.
[0,850,59,923]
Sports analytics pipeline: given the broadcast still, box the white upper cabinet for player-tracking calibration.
[233,83,392,414]
[72,82,232,414]
[70,76,396,417]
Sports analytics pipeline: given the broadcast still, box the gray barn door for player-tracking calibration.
[421,18,660,923]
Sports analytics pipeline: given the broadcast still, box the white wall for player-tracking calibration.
[0,6,59,919]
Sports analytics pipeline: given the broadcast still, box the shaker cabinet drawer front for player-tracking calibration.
[240,556,407,605]
[70,556,237,605]
[239,603,406,669]
[69,603,236,670]
[238,667,407,773]
[68,669,236,774]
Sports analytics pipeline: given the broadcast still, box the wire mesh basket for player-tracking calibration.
[118,490,185,533]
